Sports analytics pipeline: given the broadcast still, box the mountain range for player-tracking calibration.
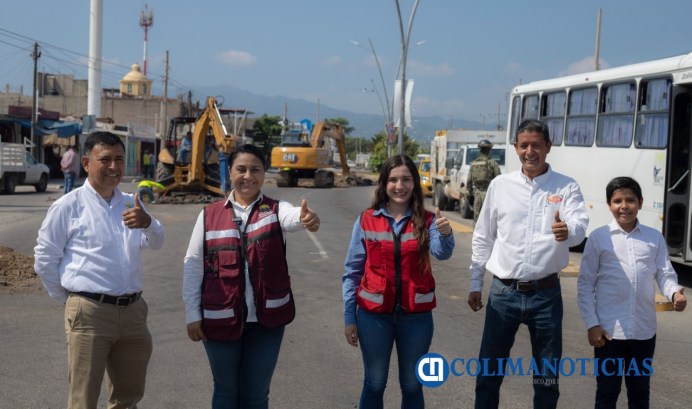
[190,84,491,146]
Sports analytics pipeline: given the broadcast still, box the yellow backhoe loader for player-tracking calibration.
[157,97,236,198]
[270,121,352,188]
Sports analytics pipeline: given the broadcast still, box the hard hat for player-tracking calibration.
[478,139,493,149]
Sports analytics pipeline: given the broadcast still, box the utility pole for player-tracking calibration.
[594,8,602,71]
[316,97,320,123]
[394,0,421,156]
[160,50,169,138]
[31,42,41,159]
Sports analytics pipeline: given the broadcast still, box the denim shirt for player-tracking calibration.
[341,206,455,326]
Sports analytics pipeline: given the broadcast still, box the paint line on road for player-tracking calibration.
[306,231,329,259]
[450,219,473,234]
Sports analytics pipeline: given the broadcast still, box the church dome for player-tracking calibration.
[122,64,147,82]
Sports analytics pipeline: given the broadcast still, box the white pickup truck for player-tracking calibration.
[0,143,50,194]
[429,129,506,219]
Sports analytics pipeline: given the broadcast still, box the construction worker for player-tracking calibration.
[466,139,501,224]
[138,179,166,204]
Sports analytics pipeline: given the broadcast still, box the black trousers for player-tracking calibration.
[594,335,656,409]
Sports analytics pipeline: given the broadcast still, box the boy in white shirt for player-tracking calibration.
[577,176,687,409]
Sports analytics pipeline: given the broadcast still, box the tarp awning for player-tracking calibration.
[13,118,82,138]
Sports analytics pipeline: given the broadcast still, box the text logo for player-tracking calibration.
[416,353,449,387]
[283,153,297,163]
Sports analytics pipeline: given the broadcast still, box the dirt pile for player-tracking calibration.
[0,245,43,294]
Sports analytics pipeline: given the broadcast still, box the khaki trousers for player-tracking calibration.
[64,294,152,409]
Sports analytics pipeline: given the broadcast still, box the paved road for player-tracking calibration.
[1,177,690,408]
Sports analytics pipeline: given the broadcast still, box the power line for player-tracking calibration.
[0,27,206,98]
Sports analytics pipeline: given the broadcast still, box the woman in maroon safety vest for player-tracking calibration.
[183,144,321,409]
[342,155,455,408]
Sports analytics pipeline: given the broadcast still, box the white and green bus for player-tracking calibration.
[506,52,692,263]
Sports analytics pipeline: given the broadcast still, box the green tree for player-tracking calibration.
[368,131,420,173]
[324,117,354,135]
[252,114,283,157]
[344,136,373,159]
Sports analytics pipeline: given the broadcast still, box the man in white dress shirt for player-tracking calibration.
[577,176,686,408]
[467,119,589,409]
[35,131,166,409]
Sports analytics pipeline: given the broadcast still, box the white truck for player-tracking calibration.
[429,129,506,218]
[0,142,50,194]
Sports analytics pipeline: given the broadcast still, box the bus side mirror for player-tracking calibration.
[445,157,456,170]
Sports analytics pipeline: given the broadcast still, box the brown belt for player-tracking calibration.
[493,273,559,292]
[72,291,142,307]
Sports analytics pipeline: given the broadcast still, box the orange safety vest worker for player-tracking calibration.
[356,209,436,314]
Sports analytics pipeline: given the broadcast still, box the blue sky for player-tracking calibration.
[2,0,692,127]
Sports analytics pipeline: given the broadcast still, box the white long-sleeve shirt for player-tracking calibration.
[470,166,588,292]
[182,192,304,324]
[34,179,166,303]
[577,220,682,340]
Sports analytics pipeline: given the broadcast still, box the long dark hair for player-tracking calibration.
[370,155,430,268]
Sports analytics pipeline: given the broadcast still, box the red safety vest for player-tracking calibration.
[201,197,295,340]
[356,209,436,314]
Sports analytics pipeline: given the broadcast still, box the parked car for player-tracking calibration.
[418,158,432,197]
[0,143,50,194]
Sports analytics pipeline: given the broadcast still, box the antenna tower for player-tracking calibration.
[139,4,154,76]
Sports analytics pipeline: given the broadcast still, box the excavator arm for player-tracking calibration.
[160,96,236,198]
[310,122,350,177]
[189,97,234,184]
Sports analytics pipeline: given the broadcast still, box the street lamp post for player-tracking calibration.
[352,38,395,157]
[394,0,421,156]
[351,39,391,121]
[361,80,387,122]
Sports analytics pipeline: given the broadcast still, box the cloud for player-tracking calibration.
[215,50,257,66]
[412,96,468,117]
[559,56,610,76]
[320,55,342,66]
[502,62,525,77]
[408,60,455,77]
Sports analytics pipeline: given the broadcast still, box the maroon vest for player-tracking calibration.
[356,209,436,314]
[202,197,295,340]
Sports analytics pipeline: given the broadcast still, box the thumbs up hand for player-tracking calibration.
[300,199,320,232]
[673,288,687,312]
[551,210,568,242]
[434,207,452,236]
[122,193,152,229]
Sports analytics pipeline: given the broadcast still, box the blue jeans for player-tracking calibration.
[594,335,656,409]
[357,308,434,409]
[475,277,563,409]
[202,323,285,409]
[64,171,76,194]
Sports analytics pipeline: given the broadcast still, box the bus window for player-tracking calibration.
[509,96,522,143]
[541,91,566,145]
[635,78,670,148]
[596,83,635,147]
[522,95,539,120]
[566,87,598,146]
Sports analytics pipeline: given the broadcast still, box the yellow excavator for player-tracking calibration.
[270,121,352,188]
[157,97,236,198]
